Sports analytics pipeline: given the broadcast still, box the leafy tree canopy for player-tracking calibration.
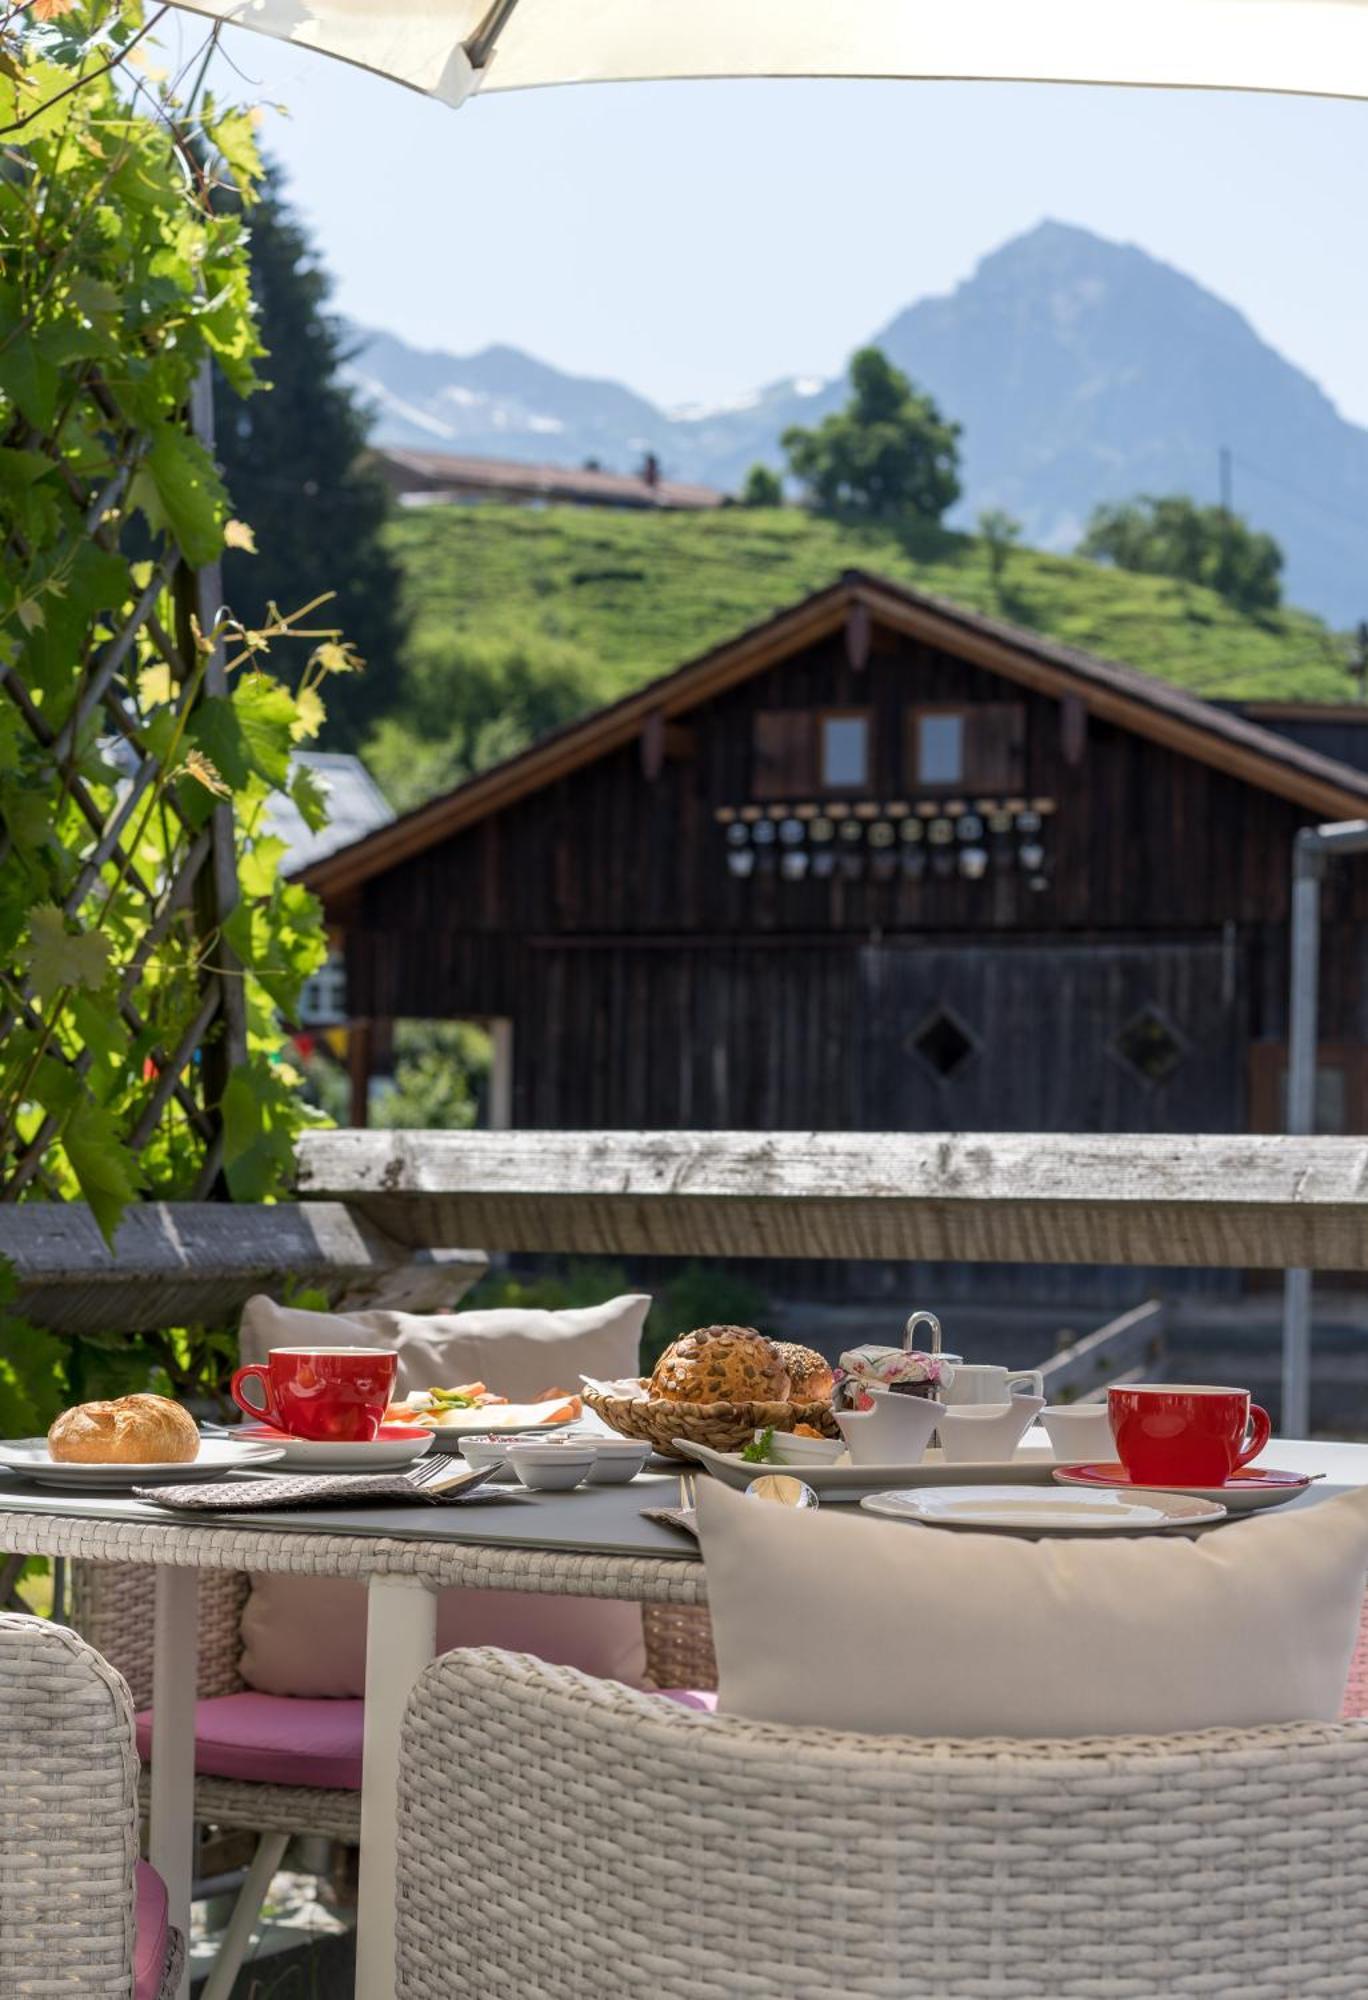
[740,463,783,507]
[781,347,961,525]
[215,164,403,747]
[1079,494,1283,615]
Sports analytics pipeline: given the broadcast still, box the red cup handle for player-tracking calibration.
[231,1364,279,1428]
[1236,1403,1272,1469]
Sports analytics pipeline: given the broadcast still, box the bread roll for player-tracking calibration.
[649,1326,791,1404]
[47,1394,199,1465]
[773,1341,836,1403]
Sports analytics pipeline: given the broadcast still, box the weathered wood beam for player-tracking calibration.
[296,1129,1368,1272]
[0,1202,486,1335]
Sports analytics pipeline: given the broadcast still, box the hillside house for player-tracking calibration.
[370,447,725,513]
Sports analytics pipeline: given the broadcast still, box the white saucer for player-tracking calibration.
[0,1437,286,1489]
[860,1484,1228,1534]
[237,1425,433,1472]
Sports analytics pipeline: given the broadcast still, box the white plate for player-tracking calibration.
[0,1437,286,1489]
[422,1412,576,1450]
[860,1484,1227,1534]
[677,1439,1059,1501]
[236,1427,433,1472]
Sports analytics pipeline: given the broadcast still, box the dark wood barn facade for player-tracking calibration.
[304,573,1368,1295]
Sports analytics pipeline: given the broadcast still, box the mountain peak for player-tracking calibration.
[352,224,1367,624]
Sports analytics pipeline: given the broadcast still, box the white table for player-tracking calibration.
[3,1436,1365,1999]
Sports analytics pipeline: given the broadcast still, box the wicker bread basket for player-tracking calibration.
[583,1381,839,1460]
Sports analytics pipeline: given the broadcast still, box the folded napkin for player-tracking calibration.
[133,1462,504,1513]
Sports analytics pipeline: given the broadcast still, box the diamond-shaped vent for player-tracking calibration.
[908,1007,977,1080]
[1112,1005,1186,1085]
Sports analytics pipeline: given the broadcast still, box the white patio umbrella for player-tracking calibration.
[171,0,1368,107]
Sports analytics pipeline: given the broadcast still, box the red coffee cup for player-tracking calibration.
[1108,1383,1271,1488]
[231,1347,397,1443]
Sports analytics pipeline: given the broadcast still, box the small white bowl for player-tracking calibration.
[506,1442,597,1492]
[1040,1403,1116,1465]
[458,1436,519,1480]
[764,1430,845,1469]
[585,1438,652,1485]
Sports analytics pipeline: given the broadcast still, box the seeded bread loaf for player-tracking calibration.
[649,1326,791,1404]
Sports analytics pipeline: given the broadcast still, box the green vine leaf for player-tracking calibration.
[129,424,230,569]
[22,904,113,1003]
[60,1100,146,1247]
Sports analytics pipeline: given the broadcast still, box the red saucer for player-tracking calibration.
[1054,1462,1311,1513]
[240,1421,431,1444]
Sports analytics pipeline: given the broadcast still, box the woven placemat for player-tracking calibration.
[133,1463,502,1512]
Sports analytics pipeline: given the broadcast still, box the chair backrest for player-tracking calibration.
[396,1646,1368,2000]
[0,1613,139,1997]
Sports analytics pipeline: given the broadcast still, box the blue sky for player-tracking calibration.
[187,22,1368,424]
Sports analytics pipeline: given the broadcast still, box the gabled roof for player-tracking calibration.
[300,571,1368,901]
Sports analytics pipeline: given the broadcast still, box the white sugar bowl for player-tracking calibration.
[585,1438,652,1484]
[458,1435,519,1480]
[506,1440,597,1492]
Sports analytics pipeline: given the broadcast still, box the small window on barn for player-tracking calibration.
[908,1006,978,1080]
[1112,1005,1187,1087]
[819,711,870,791]
[916,713,964,787]
[907,704,1025,791]
[752,712,815,799]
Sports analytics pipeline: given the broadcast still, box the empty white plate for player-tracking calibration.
[0,1437,286,1489]
[860,1484,1227,1534]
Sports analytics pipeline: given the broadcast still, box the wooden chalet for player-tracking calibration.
[302,572,1368,1294]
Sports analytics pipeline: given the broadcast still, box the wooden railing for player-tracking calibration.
[0,1203,485,1333]
[296,1129,1368,1272]
[1036,1300,1167,1401]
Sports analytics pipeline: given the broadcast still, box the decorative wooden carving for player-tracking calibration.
[845,601,872,672]
[1061,694,1088,767]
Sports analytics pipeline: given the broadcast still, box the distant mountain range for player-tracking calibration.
[346,221,1368,626]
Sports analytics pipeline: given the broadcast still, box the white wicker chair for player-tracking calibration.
[0,1612,184,2000]
[395,1646,1368,2000]
[70,1561,716,1996]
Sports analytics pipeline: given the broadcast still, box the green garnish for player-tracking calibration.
[741,1427,777,1463]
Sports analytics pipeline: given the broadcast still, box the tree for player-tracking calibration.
[781,347,961,525]
[740,463,783,507]
[978,507,1022,590]
[215,165,404,746]
[1079,495,1283,614]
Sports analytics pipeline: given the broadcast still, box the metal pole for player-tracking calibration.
[1281,832,1322,1436]
[1280,819,1368,1436]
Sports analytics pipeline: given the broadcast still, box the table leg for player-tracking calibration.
[355,1574,437,2000]
[150,1566,199,2000]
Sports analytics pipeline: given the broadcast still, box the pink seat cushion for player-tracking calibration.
[134,1685,710,1801]
[136,1692,366,1790]
[656,1688,718,1713]
[134,1861,169,2000]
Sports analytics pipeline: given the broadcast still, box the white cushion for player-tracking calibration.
[238,1291,651,1399]
[237,1291,652,1695]
[696,1476,1368,1736]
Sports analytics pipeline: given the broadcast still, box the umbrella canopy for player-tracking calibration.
[172,0,1368,107]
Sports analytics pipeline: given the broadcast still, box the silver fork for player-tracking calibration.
[406,1455,499,1497]
[678,1469,697,1513]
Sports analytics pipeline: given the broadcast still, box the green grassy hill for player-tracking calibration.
[366,505,1353,810]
